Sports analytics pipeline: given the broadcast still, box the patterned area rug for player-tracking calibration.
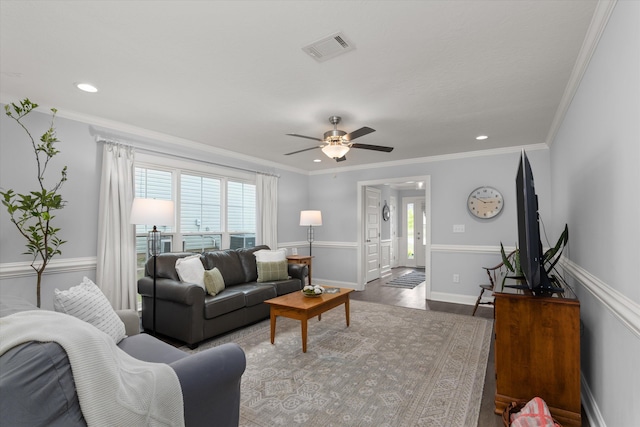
[182,300,491,427]
[382,271,426,289]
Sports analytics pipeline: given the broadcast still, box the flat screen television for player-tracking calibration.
[513,150,563,294]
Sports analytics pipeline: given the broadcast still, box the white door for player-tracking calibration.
[365,187,381,282]
[403,196,426,268]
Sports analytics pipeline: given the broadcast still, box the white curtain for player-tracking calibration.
[256,173,278,250]
[96,143,137,310]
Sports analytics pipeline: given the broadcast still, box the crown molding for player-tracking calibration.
[545,0,618,146]
[308,144,549,176]
[0,93,309,175]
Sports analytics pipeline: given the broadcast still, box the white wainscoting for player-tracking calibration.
[0,257,97,279]
[380,239,392,277]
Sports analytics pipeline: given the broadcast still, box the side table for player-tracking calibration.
[287,255,312,285]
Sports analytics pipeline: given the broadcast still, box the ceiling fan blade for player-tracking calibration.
[343,127,375,141]
[336,155,347,162]
[286,133,324,142]
[285,145,322,155]
[351,143,394,153]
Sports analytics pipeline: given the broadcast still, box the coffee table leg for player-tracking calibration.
[301,318,308,353]
[270,310,276,345]
[345,298,350,327]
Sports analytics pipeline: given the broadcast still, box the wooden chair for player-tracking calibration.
[472,250,517,316]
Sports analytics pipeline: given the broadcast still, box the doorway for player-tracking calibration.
[402,197,426,268]
[356,176,431,297]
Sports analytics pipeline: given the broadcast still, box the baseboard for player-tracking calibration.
[314,278,361,291]
[581,371,607,427]
[429,291,480,307]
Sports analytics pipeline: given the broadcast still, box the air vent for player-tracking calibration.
[302,31,355,62]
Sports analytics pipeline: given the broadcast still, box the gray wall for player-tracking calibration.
[549,2,639,425]
[306,148,552,302]
[0,107,309,308]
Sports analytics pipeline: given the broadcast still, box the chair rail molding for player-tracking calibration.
[560,257,640,339]
[0,257,97,280]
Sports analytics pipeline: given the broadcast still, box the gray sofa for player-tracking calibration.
[0,296,246,427]
[138,245,307,348]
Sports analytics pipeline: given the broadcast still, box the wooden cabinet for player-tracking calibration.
[494,281,581,426]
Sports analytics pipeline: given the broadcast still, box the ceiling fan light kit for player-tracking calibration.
[285,115,393,162]
[322,142,350,159]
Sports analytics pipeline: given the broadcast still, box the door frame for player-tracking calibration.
[356,176,431,297]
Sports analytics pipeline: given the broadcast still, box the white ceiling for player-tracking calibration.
[0,1,601,172]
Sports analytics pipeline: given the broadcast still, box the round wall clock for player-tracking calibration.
[467,186,504,219]
[382,202,390,221]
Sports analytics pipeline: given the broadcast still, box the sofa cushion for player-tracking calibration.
[231,284,277,307]
[202,250,245,286]
[148,252,195,281]
[236,245,269,283]
[256,260,289,282]
[175,254,206,289]
[203,291,246,319]
[0,341,87,427]
[258,278,304,296]
[118,333,188,364]
[204,267,226,296]
[53,277,126,344]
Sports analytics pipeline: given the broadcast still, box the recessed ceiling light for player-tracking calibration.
[76,83,98,93]
[313,159,322,163]
[476,135,488,140]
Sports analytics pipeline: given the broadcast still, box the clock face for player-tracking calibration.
[467,186,504,219]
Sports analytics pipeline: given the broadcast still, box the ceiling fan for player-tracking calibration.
[285,116,394,162]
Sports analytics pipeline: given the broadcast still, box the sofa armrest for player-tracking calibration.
[116,310,141,336]
[287,263,308,282]
[138,277,206,305]
[170,343,246,427]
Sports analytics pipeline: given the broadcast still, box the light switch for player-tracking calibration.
[453,224,465,233]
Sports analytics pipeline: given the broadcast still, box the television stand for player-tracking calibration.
[493,275,581,426]
[503,275,565,295]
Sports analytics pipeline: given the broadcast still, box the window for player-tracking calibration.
[134,165,256,280]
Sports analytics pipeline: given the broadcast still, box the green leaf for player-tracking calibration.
[500,242,515,272]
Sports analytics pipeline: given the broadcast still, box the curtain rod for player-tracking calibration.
[96,137,279,178]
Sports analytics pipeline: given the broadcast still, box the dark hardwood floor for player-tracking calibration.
[351,267,589,427]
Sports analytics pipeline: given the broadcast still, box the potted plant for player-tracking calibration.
[500,224,569,287]
[1,99,67,307]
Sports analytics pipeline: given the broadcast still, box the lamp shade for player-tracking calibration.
[300,210,322,226]
[130,198,175,226]
[321,144,350,159]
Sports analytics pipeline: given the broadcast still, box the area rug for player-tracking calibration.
[182,300,491,427]
[382,270,426,289]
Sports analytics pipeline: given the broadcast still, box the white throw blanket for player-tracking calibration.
[0,310,184,427]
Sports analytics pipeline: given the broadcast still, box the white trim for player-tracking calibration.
[581,372,607,427]
[313,278,358,290]
[430,244,511,254]
[310,144,548,176]
[430,291,479,307]
[546,0,618,147]
[560,257,640,339]
[0,257,97,279]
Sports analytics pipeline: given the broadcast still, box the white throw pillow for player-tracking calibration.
[53,277,127,343]
[175,254,205,289]
[254,248,287,262]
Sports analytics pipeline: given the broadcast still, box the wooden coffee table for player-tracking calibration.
[265,287,353,353]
